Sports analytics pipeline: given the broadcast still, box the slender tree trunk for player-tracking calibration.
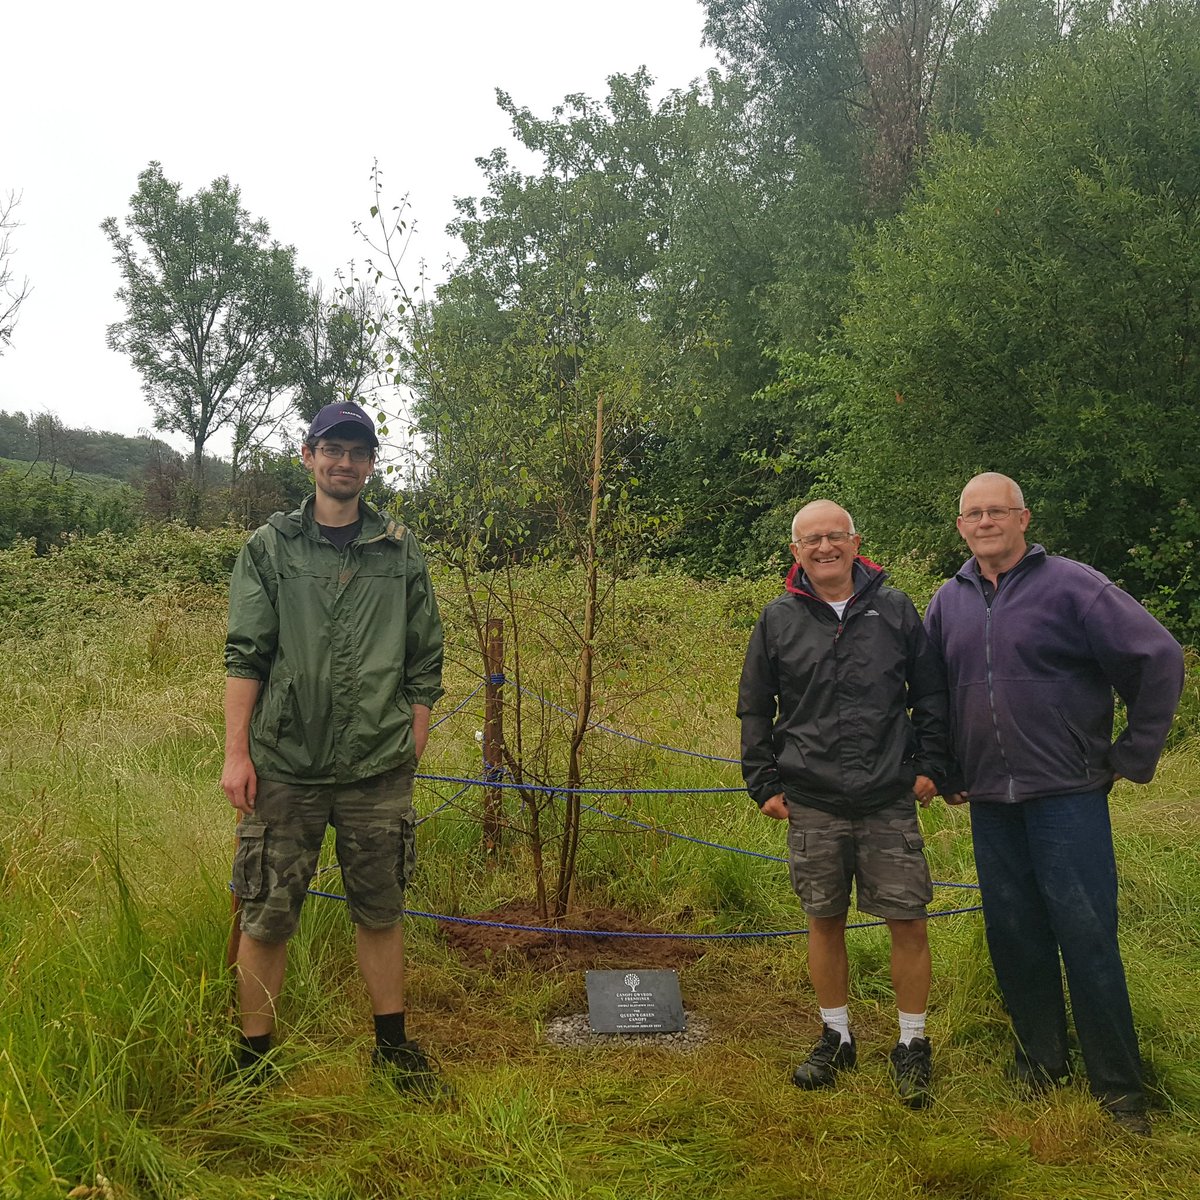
[483,618,504,858]
[553,393,603,919]
[523,781,549,921]
[501,562,550,919]
[189,432,206,526]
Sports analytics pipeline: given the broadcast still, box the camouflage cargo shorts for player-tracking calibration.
[232,764,417,942]
[785,797,931,921]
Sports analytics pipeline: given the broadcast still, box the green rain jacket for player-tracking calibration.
[225,495,444,785]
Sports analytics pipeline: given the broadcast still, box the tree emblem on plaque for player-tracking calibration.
[624,972,640,992]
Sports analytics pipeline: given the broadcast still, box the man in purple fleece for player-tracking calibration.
[924,472,1184,1135]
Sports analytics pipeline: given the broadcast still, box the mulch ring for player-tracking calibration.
[438,901,705,971]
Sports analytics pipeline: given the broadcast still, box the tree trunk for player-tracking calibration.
[483,618,505,858]
[552,393,604,919]
[188,433,206,526]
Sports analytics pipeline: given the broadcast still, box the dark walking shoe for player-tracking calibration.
[1102,1091,1151,1137]
[791,1026,856,1090]
[1004,1052,1070,1094]
[221,1047,281,1092]
[371,1040,447,1099]
[890,1037,933,1109]
[1106,1106,1151,1137]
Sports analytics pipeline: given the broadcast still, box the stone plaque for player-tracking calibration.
[585,969,686,1033]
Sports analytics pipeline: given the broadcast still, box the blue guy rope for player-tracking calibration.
[279,679,983,939]
[408,770,980,893]
[430,683,485,729]
[299,880,983,937]
[574,795,979,891]
[577,796,787,863]
[417,772,744,796]
[415,781,474,825]
[417,904,986,936]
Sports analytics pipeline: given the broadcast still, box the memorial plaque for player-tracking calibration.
[585,969,686,1033]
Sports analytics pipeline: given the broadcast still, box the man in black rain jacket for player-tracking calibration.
[738,500,949,1108]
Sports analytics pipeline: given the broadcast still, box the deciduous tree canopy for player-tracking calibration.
[102,163,305,507]
[824,1,1200,609]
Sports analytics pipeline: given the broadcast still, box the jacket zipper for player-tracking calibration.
[982,586,1016,800]
[832,584,870,644]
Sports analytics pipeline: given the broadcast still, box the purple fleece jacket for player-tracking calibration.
[924,544,1184,803]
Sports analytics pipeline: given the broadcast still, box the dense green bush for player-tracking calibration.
[0,523,248,634]
[1128,499,1200,647]
[0,467,142,552]
[827,4,1200,597]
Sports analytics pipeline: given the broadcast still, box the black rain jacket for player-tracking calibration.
[737,558,949,817]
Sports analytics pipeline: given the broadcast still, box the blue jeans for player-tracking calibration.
[969,791,1144,1111]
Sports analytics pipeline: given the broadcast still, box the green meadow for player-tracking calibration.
[2,529,1198,1199]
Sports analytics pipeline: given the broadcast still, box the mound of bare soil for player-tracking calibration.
[438,901,705,971]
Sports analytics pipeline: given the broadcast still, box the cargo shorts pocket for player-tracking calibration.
[232,825,267,900]
[900,829,932,907]
[786,827,811,902]
[396,815,417,889]
[786,825,852,916]
[859,827,932,916]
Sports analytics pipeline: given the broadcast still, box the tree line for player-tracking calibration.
[0,409,242,548]
[393,0,1200,639]
[5,1,1198,639]
[0,407,399,549]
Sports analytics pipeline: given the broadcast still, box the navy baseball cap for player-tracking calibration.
[306,402,380,447]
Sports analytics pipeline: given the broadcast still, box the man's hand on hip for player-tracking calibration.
[760,794,788,820]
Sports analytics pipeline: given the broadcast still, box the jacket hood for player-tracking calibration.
[785,555,885,602]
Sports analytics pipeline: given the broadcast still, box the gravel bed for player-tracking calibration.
[543,1012,711,1052]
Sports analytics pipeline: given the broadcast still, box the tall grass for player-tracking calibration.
[1,533,1198,1198]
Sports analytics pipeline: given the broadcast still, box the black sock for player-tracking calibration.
[374,1011,407,1051]
[238,1031,272,1069]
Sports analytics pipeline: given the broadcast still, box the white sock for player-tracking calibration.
[898,1010,927,1046]
[819,1006,852,1044]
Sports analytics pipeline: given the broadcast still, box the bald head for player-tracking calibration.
[957,472,1031,582]
[791,500,856,543]
[789,499,861,602]
[959,473,1024,513]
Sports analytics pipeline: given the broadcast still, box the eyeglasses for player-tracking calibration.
[317,444,374,463]
[794,531,856,548]
[959,507,1023,523]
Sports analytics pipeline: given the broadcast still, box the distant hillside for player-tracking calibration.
[0,456,134,495]
[0,409,226,485]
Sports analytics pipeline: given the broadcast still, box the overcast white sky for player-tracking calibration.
[2,0,718,453]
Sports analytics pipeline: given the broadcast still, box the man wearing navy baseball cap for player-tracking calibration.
[221,399,446,1095]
